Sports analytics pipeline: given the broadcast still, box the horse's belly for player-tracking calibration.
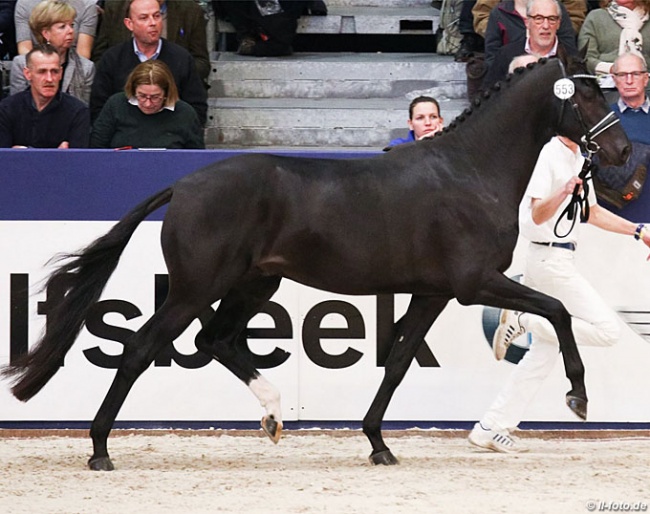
[275,261,451,296]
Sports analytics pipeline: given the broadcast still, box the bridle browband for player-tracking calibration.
[554,59,621,238]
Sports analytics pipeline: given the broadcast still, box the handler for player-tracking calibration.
[469,130,650,453]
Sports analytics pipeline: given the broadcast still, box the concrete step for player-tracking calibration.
[206,51,468,149]
[205,96,470,149]
[209,52,466,100]
[217,6,441,35]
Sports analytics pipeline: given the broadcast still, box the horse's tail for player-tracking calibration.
[1,187,173,402]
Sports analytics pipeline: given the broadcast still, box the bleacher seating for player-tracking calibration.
[208,0,468,150]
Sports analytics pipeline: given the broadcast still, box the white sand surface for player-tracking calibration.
[1,431,649,514]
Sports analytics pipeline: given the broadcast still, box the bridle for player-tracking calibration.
[553,59,621,238]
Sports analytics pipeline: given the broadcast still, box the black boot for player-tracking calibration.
[454,33,484,62]
[305,1,327,15]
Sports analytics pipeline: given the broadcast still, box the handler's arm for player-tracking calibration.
[588,204,650,257]
[530,176,582,225]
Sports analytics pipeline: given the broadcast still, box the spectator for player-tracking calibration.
[593,53,650,208]
[213,0,313,56]
[91,60,204,148]
[10,0,94,104]
[14,0,98,59]
[89,0,207,125]
[385,96,444,149]
[473,0,586,37]
[482,0,576,90]
[0,44,90,147]
[1,0,18,59]
[482,0,578,70]
[91,0,210,84]
[578,0,650,90]
[612,52,650,144]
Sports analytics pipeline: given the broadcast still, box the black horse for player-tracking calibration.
[2,52,630,470]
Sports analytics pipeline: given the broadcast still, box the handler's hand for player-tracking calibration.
[565,176,583,196]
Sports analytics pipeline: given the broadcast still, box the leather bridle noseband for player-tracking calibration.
[554,59,621,238]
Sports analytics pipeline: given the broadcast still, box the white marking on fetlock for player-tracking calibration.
[248,375,282,424]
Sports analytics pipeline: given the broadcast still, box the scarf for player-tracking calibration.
[608,1,649,56]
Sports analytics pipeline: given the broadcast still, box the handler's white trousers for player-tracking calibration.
[481,243,621,433]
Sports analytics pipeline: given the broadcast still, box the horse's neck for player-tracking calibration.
[456,74,558,203]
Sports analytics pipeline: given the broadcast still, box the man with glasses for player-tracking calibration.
[482,0,576,91]
[89,0,207,125]
[591,53,650,210]
[612,53,650,145]
[480,0,579,71]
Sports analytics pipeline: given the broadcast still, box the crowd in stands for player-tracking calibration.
[0,0,649,150]
[0,0,328,147]
[453,0,650,102]
[0,0,211,147]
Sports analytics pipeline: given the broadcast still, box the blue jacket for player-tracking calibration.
[387,130,416,147]
[0,89,90,148]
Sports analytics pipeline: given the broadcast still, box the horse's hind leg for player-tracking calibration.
[88,299,200,471]
[194,275,285,442]
[362,294,449,466]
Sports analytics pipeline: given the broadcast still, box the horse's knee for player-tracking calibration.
[119,345,154,378]
[546,299,572,328]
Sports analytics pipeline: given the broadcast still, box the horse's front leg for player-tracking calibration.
[362,295,449,465]
[472,272,587,419]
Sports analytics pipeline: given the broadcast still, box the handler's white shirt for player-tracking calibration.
[518,137,597,245]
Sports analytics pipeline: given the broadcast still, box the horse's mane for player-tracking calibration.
[437,55,581,136]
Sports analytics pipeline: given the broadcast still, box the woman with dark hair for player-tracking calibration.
[385,96,444,148]
[90,59,204,149]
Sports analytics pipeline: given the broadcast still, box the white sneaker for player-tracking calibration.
[492,309,526,361]
[468,422,525,453]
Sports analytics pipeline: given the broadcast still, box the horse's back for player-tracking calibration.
[161,152,458,294]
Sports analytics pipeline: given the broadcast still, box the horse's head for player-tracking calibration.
[555,50,631,166]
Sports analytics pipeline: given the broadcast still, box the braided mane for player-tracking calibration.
[438,58,550,135]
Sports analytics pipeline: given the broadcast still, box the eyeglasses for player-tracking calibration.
[612,71,648,80]
[527,14,560,25]
[135,93,165,103]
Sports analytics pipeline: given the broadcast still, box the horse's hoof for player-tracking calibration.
[88,456,115,471]
[261,415,282,444]
[369,450,400,466]
[566,394,588,420]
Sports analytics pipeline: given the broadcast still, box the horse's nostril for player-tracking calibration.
[622,144,632,164]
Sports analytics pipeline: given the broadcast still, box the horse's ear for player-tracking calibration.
[579,42,589,61]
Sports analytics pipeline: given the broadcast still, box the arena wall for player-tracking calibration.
[2,149,650,430]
